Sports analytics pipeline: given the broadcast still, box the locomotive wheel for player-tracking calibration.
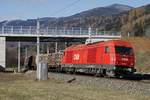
[95,69,104,77]
[106,70,115,77]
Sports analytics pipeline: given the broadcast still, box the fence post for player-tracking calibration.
[63,27,66,35]
[55,27,57,35]
[72,27,74,34]
[80,27,82,35]
[2,26,4,34]
[29,26,32,34]
[20,26,23,34]
[47,27,49,34]
[11,26,13,34]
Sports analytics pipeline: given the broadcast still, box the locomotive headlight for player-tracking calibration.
[113,67,116,70]
[127,68,132,72]
[131,63,134,66]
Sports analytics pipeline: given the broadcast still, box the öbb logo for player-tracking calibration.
[73,54,80,60]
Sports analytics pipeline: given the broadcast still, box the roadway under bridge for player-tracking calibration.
[0,25,121,72]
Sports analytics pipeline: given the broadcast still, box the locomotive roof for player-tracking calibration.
[65,40,132,51]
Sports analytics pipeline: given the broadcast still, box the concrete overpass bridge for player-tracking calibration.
[0,26,121,41]
[0,25,121,72]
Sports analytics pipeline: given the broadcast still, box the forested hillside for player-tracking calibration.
[120,4,150,36]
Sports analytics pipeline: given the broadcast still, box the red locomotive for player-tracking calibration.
[61,40,136,77]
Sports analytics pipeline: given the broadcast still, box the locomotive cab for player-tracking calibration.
[112,42,136,75]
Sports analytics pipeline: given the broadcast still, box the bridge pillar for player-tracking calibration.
[18,41,21,72]
[0,37,6,70]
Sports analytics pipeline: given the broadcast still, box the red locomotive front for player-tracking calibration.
[61,40,136,77]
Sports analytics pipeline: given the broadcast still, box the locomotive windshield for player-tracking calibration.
[115,46,133,55]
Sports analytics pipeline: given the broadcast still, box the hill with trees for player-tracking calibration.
[0,4,150,37]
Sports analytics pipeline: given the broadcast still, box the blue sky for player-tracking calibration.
[0,0,150,21]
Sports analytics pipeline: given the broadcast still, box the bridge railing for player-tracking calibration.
[0,26,121,36]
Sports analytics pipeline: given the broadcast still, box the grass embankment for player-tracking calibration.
[124,37,150,73]
[0,73,149,100]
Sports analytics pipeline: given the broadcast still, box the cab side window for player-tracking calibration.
[105,46,109,53]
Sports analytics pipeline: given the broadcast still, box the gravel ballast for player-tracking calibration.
[48,72,150,96]
[25,71,150,96]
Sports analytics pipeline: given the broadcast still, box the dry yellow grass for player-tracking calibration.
[125,37,150,52]
[123,37,150,72]
[0,73,149,100]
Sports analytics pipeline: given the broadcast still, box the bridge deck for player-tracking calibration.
[0,26,121,37]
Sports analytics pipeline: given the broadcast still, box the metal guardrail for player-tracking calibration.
[0,26,121,36]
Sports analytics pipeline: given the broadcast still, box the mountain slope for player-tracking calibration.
[70,4,133,18]
[45,4,133,28]
[0,4,149,36]
[0,4,133,27]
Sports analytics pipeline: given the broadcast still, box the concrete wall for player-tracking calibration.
[0,37,6,68]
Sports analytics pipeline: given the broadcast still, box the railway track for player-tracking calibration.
[47,71,150,96]
[50,71,150,84]
[24,70,150,95]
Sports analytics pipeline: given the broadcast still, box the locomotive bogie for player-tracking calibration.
[60,64,136,77]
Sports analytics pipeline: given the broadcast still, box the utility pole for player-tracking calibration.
[36,18,40,80]
[88,27,92,43]
[36,19,48,80]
